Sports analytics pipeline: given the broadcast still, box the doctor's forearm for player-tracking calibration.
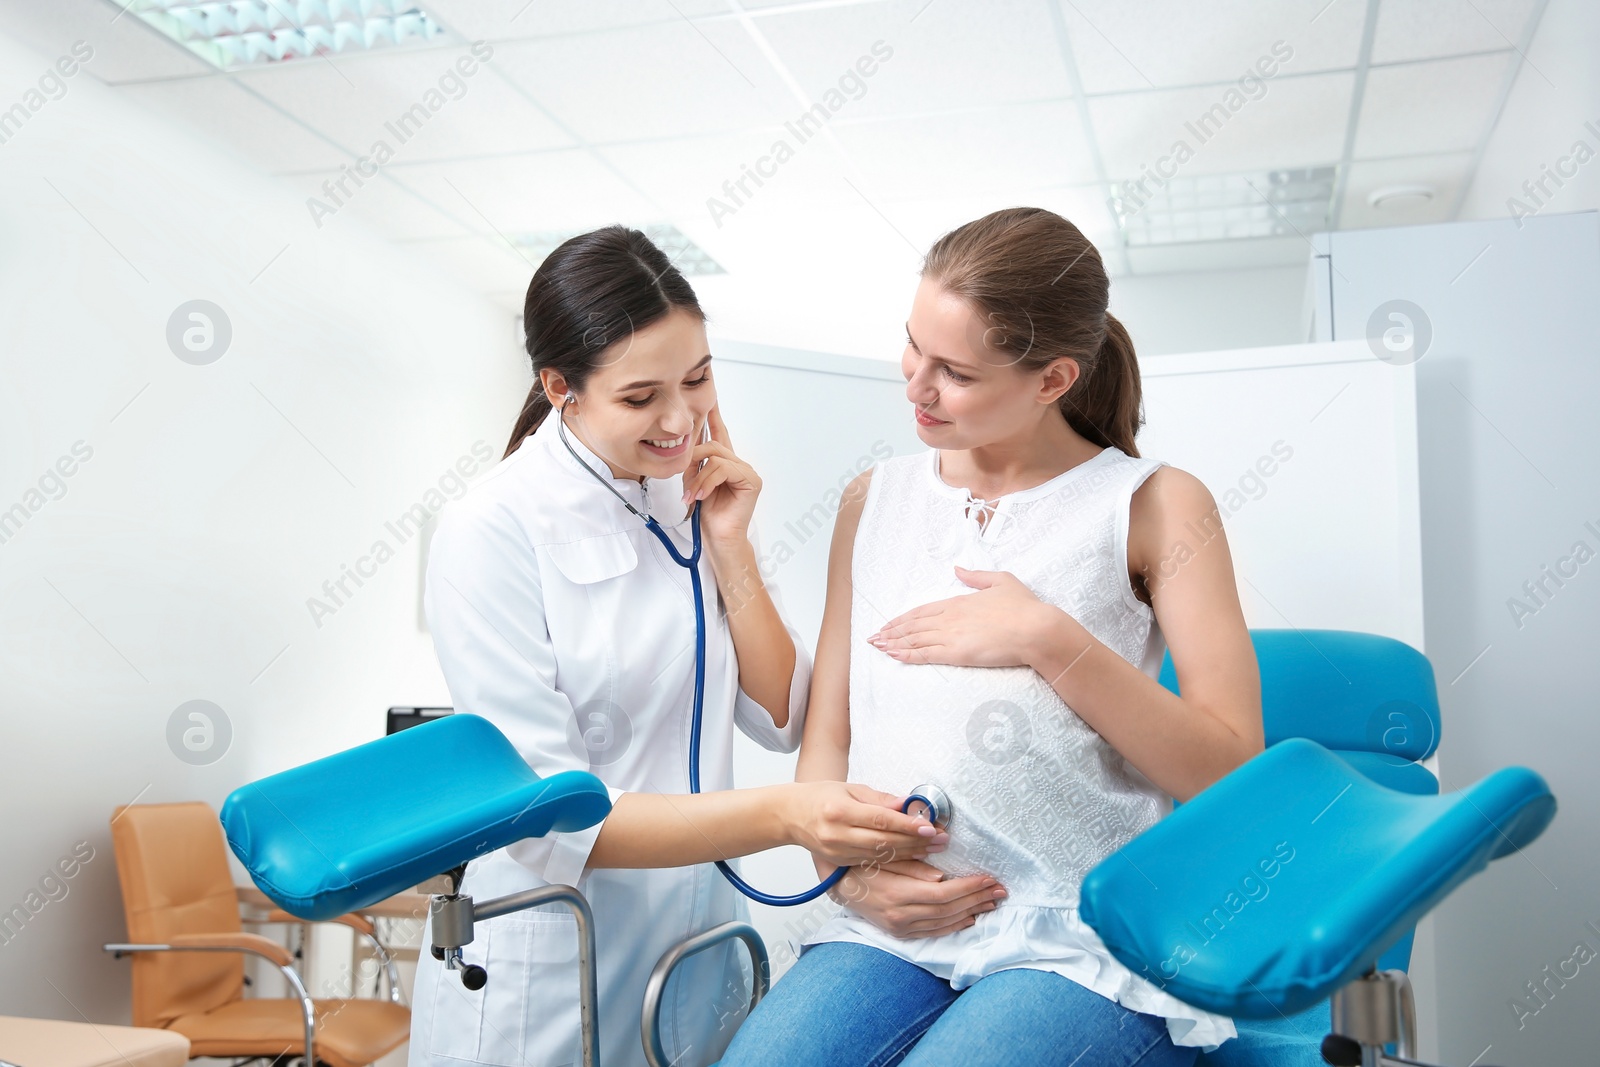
[586,786,793,869]
[708,538,797,727]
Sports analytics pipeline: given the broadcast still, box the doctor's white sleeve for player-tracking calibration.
[730,516,814,753]
[424,498,625,888]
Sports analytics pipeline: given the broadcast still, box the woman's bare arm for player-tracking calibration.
[1026,467,1263,801]
[794,470,868,792]
[798,469,1002,934]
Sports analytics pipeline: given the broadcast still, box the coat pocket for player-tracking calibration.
[428,908,584,1067]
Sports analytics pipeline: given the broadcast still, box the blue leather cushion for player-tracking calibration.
[221,714,612,920]
[1080,738,1555,1018]
[1158,629,1442,761]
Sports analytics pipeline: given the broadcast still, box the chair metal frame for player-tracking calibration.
[1322,967,1431,1067]
[104,903,403,1066]
[426,868,769,1067]
[104,940,317,1065]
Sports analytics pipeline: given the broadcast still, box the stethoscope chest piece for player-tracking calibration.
[902,784,953,830]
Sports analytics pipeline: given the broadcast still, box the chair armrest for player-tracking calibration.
[238,883,428,924]
[166,932,294,967]
[642,922,769,1067]
[236,885,415,1006]
[104,932,293,968]
[105,936,315,1064]
[261,908,375,937]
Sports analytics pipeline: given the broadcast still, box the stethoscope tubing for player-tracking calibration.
[556,406,851,904]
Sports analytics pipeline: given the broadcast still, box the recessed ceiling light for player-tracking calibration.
[1367,185,1436,211]
[1108,166,1337,246]
[510,225,727,277]
[115,0,446,71]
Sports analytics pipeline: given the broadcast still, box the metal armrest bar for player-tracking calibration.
[105,942,314,1066]
[248,912,405,1006]
[1324,968,1509,1067]
[356,928,404,1005]
[641,921,770,1067]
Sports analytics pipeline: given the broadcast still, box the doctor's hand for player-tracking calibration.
[781,782,949,868]
[866,566,1076,669]
[822,857,1007,939]
[681,403,760,550]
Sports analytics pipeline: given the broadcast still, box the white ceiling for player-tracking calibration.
[3,0,1549,321]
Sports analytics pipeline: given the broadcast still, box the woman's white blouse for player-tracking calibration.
[407,410,812,1067]
[803,446,1237,1053]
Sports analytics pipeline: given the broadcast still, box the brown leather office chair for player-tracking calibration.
[103,801,413,1067]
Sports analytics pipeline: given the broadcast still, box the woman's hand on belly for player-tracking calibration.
[826,857,1006,939]
[866,566,1062,668]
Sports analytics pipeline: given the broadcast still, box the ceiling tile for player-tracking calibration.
[1353,53,1512,158]
[1092,71,1353,180]
[1370,0,1540,65]
[832,101,1099,200]
[388,151,662,235]
[0,0,217,83]
[595,126,796,218]
[677,185,918,276]
[1337,152,1475,228]
[1061,0,1365,95]
[301,170,479,241]
[489,20,796,143]
[751,0,1072,120]
[117,76,351,173]
[420,0,730,42]
[231,45,574,162]
[878,185,1121,255]
[397,235,536,294]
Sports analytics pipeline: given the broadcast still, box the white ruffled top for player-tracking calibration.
[801,447,1236,1052]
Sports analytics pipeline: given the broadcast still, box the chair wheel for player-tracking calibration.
[1320,1034,1361,1066]
[461,964,488,991]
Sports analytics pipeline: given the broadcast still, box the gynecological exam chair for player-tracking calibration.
[220,631,1555,1067]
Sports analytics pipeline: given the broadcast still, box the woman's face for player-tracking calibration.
[900,276,1078,450]
[545,307,717,481]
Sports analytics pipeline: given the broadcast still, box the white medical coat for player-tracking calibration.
[407,410,812,1067]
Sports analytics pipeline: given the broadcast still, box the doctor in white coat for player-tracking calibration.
[408,225,947,1067]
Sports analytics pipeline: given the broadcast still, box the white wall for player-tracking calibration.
[1109,263,1311,357]
[700,256,1312,367]
[1318,209,1599,1067]
[0,27,521,1027]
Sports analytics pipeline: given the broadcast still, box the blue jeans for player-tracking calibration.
[718,940,1201,1067]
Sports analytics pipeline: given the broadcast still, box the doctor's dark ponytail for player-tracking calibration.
[504,226,707,459]
[921,207,1144,458]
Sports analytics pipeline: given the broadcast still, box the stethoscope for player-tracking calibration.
[555,394,951,906]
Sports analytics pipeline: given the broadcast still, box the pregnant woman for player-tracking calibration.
[719,207,1264,1066]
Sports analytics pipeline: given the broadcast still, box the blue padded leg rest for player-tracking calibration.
[1079,738,1555,1019]
[221,714,612,921]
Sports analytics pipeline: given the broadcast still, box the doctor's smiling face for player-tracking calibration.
[540,306,716,482]
[901,274,1080,451]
